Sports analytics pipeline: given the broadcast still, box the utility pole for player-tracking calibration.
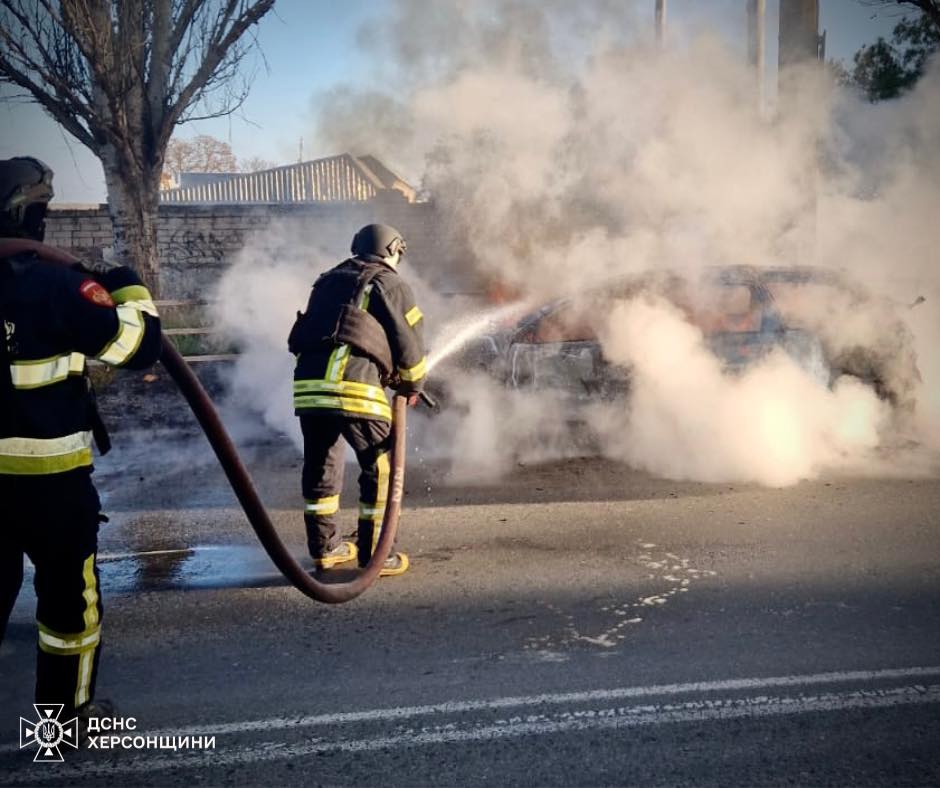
[777,0,821,264]
[746,0,766,111]
[655,0,667,46]
[778,0,820,99]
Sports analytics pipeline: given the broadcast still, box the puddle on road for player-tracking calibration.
[17,546,305,595]
[95,545,297,592]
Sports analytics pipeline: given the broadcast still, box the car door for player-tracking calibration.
[505,301,615,401]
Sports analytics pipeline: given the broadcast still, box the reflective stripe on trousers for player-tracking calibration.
[358,450,390,556]
[35,553,100,709]
[304,495,340,515]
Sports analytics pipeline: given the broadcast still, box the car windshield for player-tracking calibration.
[670,281,760,334]
[531,300,601,343]
[522,280,760,345]
[516,273,776,344]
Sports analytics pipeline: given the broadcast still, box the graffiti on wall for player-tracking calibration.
[160,227,230,268]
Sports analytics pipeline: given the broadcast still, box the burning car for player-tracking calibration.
[430,266,920,414]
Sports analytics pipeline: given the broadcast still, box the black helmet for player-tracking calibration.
[0,157,54,241]
[351,223,407,264]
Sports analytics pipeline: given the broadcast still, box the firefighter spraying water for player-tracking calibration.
[1,160,421,658]
[288,223,428,576]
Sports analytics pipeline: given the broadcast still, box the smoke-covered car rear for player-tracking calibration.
[758,266,921,410]
[428,266,920,416]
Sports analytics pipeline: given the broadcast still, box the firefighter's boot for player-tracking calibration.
[312,541,357,570]
[379,551,409,577]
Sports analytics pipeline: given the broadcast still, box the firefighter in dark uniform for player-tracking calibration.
[289,224,427,575]
[0,157,162,718]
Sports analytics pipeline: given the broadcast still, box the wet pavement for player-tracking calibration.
[97,546,290,592]
[2,438,940,785]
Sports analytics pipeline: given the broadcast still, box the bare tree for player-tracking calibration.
[165,139,196,184]
[190,134,239,172]
[0,0,276,292]
[239,154,276,172]
[165,134,238,180]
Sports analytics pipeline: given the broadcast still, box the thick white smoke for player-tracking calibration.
[594,297,889,486]
[211,222,335,446]
[211,220,452,451]
[215,1,939,486]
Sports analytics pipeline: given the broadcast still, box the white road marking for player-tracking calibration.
[140,664,940,736]
[12,681,940,777]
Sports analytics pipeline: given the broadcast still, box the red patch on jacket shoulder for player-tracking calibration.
[79,279,115,307]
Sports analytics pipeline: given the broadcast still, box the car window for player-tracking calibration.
[767,282,833,315]
[677,284,759,334]
[532,302,598,343]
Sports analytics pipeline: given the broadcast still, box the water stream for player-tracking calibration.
[427,300,530,373]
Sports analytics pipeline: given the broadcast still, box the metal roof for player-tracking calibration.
[160,154,415,204]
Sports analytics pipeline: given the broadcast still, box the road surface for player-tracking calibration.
[2,436,939,785]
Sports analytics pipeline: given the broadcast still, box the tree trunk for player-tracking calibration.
[100,142,162,295]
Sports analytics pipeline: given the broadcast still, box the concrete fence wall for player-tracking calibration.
[45,193,473,299]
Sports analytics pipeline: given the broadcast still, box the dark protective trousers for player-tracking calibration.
[0,468,103,715]
[300,413,393,566]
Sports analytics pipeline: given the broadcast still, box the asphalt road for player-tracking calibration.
[2,436,939,786]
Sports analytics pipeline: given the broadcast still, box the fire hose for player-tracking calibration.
[1,238,405,604]
[161,346,406,604]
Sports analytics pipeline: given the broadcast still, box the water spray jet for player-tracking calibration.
[427,300,530,374]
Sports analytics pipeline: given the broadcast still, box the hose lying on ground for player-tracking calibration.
[160,341,405,604]
[0,238,401,604]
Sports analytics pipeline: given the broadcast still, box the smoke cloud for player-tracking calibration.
[211,222,335,447]
[594,296,888,486]
[211,220,454,452]
[215,1,939,487]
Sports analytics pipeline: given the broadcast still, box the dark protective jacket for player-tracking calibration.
[0,253,161,475]
[290,257,426,422]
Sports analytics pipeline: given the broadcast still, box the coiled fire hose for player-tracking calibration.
[1,238,403,604]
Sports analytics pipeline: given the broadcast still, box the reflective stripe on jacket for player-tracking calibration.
[0,256,162,475]
[292,258,427,422]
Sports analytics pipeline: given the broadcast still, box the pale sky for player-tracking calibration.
[0,0,915,203]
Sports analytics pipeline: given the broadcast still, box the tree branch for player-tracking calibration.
[0,0,276,291]
[0,51,97,148]
[903,0,940,30]
[146,0,173,140]
[0,8,97,131]
[858,1,940,31]
[168,0,203,57]
[163,0,273,134]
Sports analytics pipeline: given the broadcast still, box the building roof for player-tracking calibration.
[160,154,416,204]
